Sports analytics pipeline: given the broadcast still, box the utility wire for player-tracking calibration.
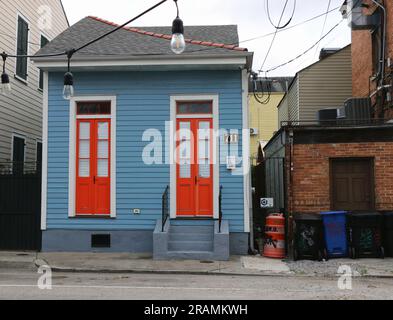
[313,0,331,59]
[260,0,291,73]
[260,19,344,73]
[169,4,340,55]
[260,0,362,74]
[267,0,297,29]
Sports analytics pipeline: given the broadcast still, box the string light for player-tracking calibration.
[171,0,186,54]
[1,52,11,96]
[63,50,75,100]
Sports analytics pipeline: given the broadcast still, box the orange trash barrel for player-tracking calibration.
[263,213,286,259]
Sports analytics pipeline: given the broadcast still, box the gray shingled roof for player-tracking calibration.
[35,16,248,58]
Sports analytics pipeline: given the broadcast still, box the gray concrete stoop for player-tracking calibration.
[153,219,230,261]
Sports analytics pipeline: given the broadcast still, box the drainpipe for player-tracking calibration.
[370,0,387,117]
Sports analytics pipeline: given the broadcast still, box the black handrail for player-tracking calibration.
[219,185,223,233]
[162,186,170,232]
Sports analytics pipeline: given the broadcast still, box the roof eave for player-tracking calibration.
[32,52,253,71]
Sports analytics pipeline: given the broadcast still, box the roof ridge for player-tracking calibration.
[87,16,248,52]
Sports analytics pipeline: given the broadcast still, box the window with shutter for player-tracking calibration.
[39,35,49,89]
[16,16,29,80]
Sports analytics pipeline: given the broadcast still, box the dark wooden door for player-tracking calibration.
[331,158,374,211]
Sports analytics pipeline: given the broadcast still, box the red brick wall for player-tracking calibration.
[288,142,393,213]
[351,0,393,119]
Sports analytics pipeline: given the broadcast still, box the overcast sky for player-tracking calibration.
[61,0,351,77]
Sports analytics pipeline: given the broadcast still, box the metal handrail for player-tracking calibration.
[281,118,388,128]
[162,186,170,232]
[219,185,223,233]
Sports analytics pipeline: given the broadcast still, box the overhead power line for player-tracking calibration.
[260,0,295,73]
[314,0,332,59]
[259,19,344,73]
[267,0,297,29]
[259,0,362,74]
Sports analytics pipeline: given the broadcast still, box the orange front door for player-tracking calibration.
[176,118,213,217]
[76,119,111,215]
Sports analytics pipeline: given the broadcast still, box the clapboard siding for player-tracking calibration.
[46,70,245,232]
[299,45,352,121]
[288,77,299,122]
[0,0,68,162]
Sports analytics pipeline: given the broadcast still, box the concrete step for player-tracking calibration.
[170,225,214,234]
[165,251,215,261]
[168,240,213,252]
[169,232,213,242]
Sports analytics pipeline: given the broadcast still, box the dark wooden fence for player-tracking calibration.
[0,162,42,251]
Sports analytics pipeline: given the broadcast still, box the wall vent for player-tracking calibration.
[91,234,111,248]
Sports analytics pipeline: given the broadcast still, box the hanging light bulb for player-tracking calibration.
[63,72,74,100]
[63,50,75,100]
[1,52,11,96]
[171,1,186,54]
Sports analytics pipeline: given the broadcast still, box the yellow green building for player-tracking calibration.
[249,77,293,164]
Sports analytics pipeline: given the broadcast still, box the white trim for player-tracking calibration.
[38,33,50,90]
[76,115,112,120]
[11,132,26,163]
[176,114,213,119]
[33,56,248,71]
[15,12,30,82]
[68,96,117,218]
[41,71,49,230]
[169,94,220,219]
[242,69,251,233]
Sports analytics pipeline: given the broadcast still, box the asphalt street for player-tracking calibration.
[0,266,392,300]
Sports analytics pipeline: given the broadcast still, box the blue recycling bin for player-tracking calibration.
[320,211,348,258]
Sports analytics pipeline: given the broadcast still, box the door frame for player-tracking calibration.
[170,94,220,219]
[329,157,375,211]
[68,96,117,218]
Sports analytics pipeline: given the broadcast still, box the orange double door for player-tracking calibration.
[176,118,214,217]
[76,119,111,215]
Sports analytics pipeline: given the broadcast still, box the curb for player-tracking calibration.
[34,259,393,279]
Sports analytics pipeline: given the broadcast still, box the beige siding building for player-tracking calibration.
[0,0,68,170]
[278,45,352,125]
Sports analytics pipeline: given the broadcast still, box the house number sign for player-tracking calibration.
[224,133,239,144]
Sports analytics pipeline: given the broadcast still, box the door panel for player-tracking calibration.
[331,159,373,211]
[76,119,110,215]
[176,118,213,217]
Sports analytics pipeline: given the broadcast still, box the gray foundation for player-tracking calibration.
[42,229,249,256]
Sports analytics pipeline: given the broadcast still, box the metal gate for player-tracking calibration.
[0,162,42,251]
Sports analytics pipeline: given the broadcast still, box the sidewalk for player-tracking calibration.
[1,252,392,278]
[32,252,393,278]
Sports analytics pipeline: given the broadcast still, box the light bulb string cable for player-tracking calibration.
[1,0,171,60]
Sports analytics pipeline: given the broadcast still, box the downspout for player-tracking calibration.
[370,0,387,117]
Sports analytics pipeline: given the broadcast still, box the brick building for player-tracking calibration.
[345,0,393,119]
[263,123,393,257]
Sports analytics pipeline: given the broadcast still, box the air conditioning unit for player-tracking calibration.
[250,128,259,136]
[317,108,339,126]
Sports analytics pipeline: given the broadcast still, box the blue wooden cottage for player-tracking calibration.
[33,16,253,260]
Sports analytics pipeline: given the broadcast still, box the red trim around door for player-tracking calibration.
[76,119,111,215]
[176,118,213,217]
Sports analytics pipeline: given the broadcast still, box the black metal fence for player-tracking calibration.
[161,186,169,232]
[0,162,42,250]
[0,161,41,175]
